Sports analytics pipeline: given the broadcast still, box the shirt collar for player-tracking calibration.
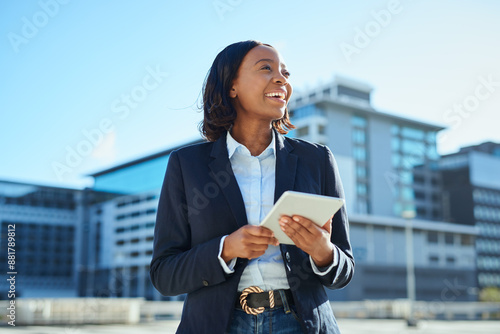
[226,130,276,159]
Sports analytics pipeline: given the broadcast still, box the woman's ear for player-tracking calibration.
[229,87,237,98]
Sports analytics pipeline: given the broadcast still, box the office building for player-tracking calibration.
[0,180,81,298]
[439,142,500,289]
[287,75,443,219]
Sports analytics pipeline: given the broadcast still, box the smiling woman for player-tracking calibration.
[150,40,354,334]
[200,40,295,145]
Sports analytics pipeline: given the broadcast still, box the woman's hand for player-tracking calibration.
[221,225,279,263]
[279,215,334,267]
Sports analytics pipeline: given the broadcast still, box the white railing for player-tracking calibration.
[2,298,499,325]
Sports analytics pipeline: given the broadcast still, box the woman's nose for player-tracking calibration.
[274,72,288,85]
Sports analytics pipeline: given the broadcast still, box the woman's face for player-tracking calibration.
[230,45,292,124]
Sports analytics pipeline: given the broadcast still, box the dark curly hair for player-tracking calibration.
[199,40,295,142]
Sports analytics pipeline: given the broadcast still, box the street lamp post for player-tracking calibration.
[402,210,417,327]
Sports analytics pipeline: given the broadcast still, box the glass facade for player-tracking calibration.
[93,155,170,194]
[290,104,325,120]
[0,181,81,297]
[391,124,439,216]
[0,183,76,209]
[288,104,328,145]
[352,115,370,214]
[473,187,500,287]
[0,221,75,277]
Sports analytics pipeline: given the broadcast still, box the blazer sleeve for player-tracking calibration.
[149,151,229,296]
[317,146,355,289]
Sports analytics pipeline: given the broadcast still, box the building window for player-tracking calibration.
[356,166,367,179]
[392,137,400,152]
[291,105,325,119]
[296,127,309,137]
[414,191,425,200]
[427,231,438,243]
[146,194,158,201]
[353,147,366,161]
[352,115,367,128]
[401,126,425,141]
[444,233,454,245]
[351,115,370,214]
[352,129,365,144]
[429,255,439,264]
[392,154,401,168]
[356,200,368,214]
[357,184,367,196]
[338,85,370,101]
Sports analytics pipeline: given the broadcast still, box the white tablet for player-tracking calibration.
[260,191,344,245]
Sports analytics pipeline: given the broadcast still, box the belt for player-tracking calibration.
[236,286,294,315]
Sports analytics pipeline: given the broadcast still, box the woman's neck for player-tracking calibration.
[230,122,273,157]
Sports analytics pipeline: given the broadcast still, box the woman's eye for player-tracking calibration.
[283,71,291,78]
[262,65,271,70]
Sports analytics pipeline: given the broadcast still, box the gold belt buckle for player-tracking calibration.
[239,286,275,315]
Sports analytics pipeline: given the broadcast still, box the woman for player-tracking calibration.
[150,40,354,334]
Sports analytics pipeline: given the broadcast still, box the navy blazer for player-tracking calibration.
[150,130,354,334]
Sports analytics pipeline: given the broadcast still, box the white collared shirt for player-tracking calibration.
[218,130,336,291]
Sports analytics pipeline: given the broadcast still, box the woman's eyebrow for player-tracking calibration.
[254,58,275,66]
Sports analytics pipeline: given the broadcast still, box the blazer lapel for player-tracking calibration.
[208,132,248,228]
[274,130,298,203]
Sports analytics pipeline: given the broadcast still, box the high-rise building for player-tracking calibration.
[439,142,500,289]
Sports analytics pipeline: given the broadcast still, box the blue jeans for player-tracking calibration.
[226,292,304,334]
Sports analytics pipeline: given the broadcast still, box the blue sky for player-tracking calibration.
[1,0,500,189]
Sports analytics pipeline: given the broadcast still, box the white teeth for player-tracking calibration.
[265,92,286,99]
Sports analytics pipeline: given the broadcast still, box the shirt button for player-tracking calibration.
[202,280,209,286]
[286,252,291,262]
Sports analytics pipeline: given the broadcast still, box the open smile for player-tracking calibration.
[264,91,287,104]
